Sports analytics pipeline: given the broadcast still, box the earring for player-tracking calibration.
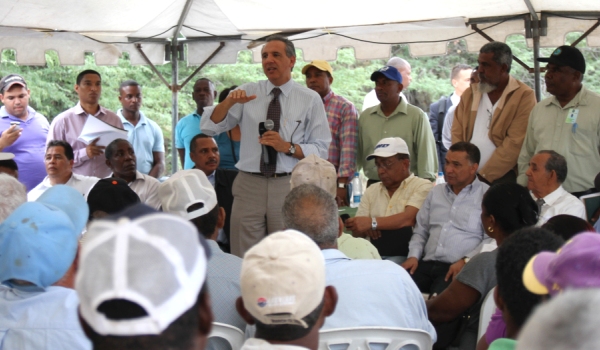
[487,226,494,233]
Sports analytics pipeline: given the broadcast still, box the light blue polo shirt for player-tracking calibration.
[117,109,164,175]
[176,112,202,169]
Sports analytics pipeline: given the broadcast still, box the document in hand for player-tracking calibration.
[77,115,128,147]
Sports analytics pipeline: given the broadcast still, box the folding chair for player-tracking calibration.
[319,326,433,350]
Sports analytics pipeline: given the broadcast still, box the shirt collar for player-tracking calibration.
[207,170,216,187]
[206,240,223,255]
[545,86,588,109]
[322,248,351,261]
[266,79,295,98]
[74,101,107,117]
[445,176,480,195]
[117,109,147,126]
[372,96,408,118]
[0,106,36,121]
[450,93,460,106]
[322,90,335,104]
[540,185,567,206]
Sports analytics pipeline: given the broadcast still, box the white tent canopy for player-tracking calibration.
[1,0,599,65]
[1,0,599,171]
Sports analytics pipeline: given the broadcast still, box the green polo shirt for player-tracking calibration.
[357,98,438,181]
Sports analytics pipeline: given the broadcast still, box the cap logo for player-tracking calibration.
[257,297,267,307]
[552,48,562,56]
[380,67,389,72]
[374,143,390,150]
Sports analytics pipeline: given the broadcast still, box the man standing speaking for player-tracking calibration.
[201,35,331,257]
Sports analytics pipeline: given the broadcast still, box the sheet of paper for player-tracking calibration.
[77,115,128,147]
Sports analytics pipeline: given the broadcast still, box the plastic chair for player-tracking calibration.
[208,322,245,350]
[319,326,433,350]
[477,287,496,340]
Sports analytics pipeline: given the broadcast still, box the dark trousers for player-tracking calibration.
[411,260,452,295]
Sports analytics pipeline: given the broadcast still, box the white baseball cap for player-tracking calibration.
[0,152,15,161]
[290,154,337,197]
[241,229,325,328]
[158,169,218,220]
[366,137,410,160]
[75,204,210,336]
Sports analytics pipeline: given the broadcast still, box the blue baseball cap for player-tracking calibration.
[0,185,89,290]
[370,66,403,84]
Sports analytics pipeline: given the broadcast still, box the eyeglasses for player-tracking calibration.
[374,159,398,171]
[486,109,492,129]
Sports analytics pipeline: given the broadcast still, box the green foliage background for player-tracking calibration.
[2,33,599,173]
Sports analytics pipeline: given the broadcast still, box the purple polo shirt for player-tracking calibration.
[0,106,49,191]
[47,102,123,178]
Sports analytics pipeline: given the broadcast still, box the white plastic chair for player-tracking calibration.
[208,322,245,350]
[319,326,433,350]
[477,287,497,340]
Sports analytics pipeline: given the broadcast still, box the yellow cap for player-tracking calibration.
[301,60,333,77]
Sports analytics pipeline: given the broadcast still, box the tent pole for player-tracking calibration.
[171,40,179,174]
[523,0,542,101]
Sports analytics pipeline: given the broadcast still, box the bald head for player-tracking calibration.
[387,57,412,89]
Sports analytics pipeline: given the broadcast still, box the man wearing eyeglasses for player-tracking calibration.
[346,137,433,264]
[452,42,536,185]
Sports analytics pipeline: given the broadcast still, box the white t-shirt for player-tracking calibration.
[470,93,497,169]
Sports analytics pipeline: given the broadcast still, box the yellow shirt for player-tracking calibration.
[356,174,433,218]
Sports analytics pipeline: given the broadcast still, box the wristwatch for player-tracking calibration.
[462,256,470,264]
[286,143,296,156]
[371,217,378,230]
[338,183,347,189]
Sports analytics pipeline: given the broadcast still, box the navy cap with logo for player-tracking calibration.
[370,66,403,84]
[537,46,586,74]
[0,74,27,93]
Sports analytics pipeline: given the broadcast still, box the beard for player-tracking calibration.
[478,81,497,94]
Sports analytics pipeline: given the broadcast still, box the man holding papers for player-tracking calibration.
[47,69,123,178]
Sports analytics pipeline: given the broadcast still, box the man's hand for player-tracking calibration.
[336,187,348,207]
[445,259,466,281]
[0,125,22,150]
[365,229,382,240]
[86,137,106,159]
[401,257,419,274]
[226,89,257,105]
[344,216,372,235]
[259,131,290,153]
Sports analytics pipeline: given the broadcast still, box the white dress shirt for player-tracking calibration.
[534,185,586,225]
[127,171,161,209]
[27,173,99,201]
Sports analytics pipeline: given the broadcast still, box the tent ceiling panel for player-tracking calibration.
[187,40,249,65]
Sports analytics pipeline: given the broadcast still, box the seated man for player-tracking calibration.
[104,138,161,209]
[159,169,245,349]
[86,178,140,221]
[0,152,18,179]
[282,184,436,343]
[290,154,381,259]
[0,186,91,349]
[525,150,585,225]
[402,142,490,295]
[28,140,99,201]
[0,173,26,222]
[189,134,238,251]
[76,204,213,350]
[236,229,338,350]
[346,137,433,263]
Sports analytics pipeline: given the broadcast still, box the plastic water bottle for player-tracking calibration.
[436,171,445,185]
[350,172,363,208]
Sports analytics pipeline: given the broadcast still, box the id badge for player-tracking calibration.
[565,108,579,124]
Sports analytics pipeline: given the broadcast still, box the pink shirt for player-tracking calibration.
[47,102,122,178]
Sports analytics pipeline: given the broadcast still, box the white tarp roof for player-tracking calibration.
[1,0,599,65]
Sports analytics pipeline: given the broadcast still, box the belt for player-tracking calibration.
[245,171,291,178]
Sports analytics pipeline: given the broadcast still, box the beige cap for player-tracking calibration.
[366,137,410,161]
[240,229,325,328]
[158,169,217,220]
[301,60,334,77]
[290,154,337,197]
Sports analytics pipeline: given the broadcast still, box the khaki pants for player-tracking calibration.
[230,171,291,257]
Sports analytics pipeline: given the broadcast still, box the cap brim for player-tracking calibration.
[2,81,26,91]
[522,252,556,295]
[370,71,385,82]
[0,152,15,161]
[366,150,398,161]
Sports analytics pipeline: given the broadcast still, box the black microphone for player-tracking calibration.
[259,120,276,164]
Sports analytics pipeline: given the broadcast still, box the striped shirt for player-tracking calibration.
[323,90,358,178]
[201,79,331,173]
[408,178,491,263]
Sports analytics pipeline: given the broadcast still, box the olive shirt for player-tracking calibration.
[518,86,600,193]
[357,98,438,181]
